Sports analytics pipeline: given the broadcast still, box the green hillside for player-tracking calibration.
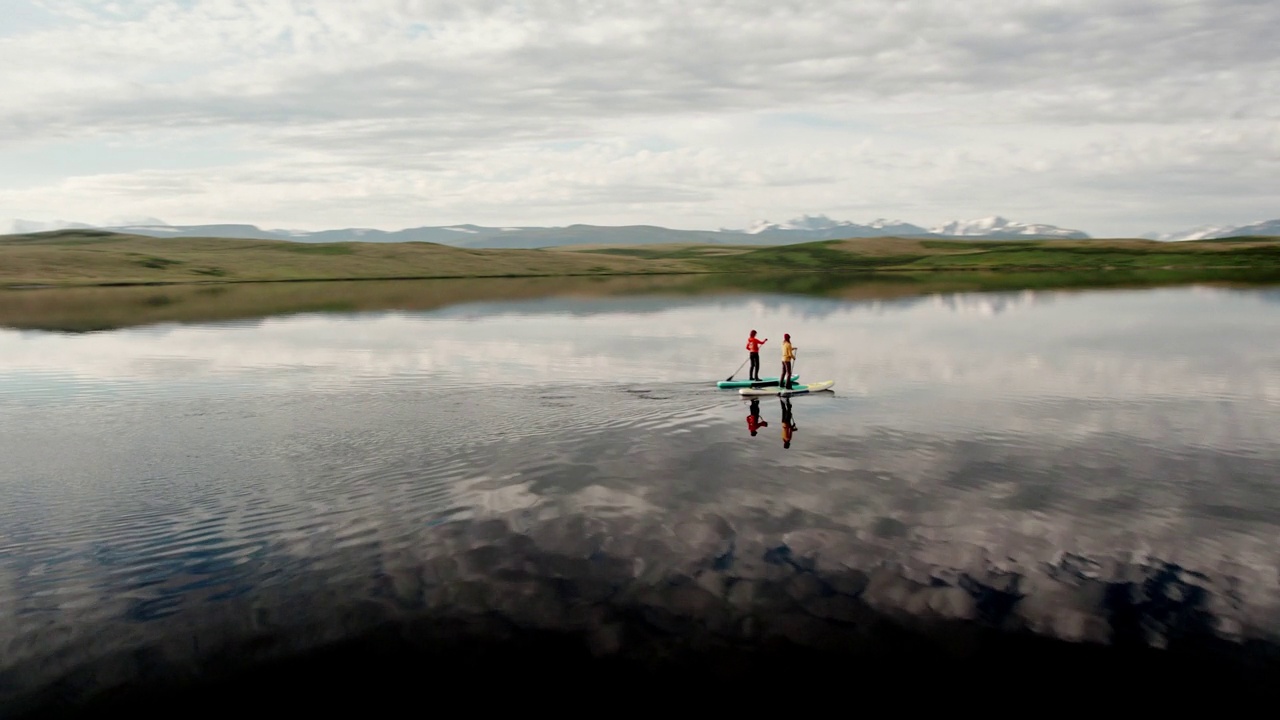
[2,229,1279,289]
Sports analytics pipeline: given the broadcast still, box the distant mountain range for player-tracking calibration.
[4,214,1277,248]
[1140,219,1280,242]
[735,214,1094,241]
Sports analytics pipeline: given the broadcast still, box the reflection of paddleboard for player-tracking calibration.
[717,375,800,389]
[739,380,834,397]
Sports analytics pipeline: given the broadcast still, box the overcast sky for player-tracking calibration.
[1,0,1276,237]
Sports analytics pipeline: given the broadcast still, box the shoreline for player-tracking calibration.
[2,262,1275,291]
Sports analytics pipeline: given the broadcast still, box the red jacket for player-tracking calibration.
[746,336,767,353]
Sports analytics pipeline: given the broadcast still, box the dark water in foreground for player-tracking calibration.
[2,282,1280,712]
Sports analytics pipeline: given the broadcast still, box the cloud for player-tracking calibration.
[10,0,1275,136]
[0,0,1277,234]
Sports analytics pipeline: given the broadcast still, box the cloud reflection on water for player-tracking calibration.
[0,287,1277,402]
[1,285,1280,711]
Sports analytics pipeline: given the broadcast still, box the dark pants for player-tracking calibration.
[781,360,792,388]
[749,352,760,380]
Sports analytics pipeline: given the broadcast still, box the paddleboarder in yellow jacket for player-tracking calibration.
[780,333,796,389]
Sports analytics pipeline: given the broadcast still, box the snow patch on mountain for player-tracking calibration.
[744,214,860,234]
[929,216,1088,239]
[1145,226,1228,242]
[114,225,183,233]
[735,214,1088,239]
[735,214,931,238]
[1149,219,1280,241]
[267,228,320,237]
[1228,219,1280,237]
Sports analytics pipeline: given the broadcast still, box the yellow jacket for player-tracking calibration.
[781,340,795,362]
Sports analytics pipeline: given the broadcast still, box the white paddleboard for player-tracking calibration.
[739,380,834,397]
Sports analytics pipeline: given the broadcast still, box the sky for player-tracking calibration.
[0,0,1277,238]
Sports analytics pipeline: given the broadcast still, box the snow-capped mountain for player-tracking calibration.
[1146,219,1280,242]
[735,214,932,239]
[1225,219,1280,238]
[1144,226,1230,242]
[929,216,1089,239]
[743,214,874,234]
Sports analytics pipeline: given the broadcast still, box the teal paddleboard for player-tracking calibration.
[717,375,800,389]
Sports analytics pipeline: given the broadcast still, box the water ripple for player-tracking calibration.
[3,286,1280,714]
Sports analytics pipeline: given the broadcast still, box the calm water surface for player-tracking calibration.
[2,283,1280,709]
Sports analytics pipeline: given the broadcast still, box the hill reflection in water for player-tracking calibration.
[2,282,1280,714]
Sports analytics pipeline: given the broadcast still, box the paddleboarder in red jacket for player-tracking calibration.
[746,330,768,381]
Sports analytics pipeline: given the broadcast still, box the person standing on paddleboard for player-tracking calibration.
[745,330,767,382]
[780,333,796,389]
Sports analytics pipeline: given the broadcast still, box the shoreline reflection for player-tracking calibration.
[2,283,1279,715]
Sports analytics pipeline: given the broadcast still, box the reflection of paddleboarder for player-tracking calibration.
[780,397,797,448]
[746,398,768,436]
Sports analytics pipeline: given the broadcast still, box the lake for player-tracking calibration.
[3,278,1280,712]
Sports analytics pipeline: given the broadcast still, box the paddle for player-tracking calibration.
[725,356,749,382]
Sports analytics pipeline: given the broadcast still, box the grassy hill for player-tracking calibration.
[2,229,1279,288]
[0,229,694,286]
[582,236,1280,272]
